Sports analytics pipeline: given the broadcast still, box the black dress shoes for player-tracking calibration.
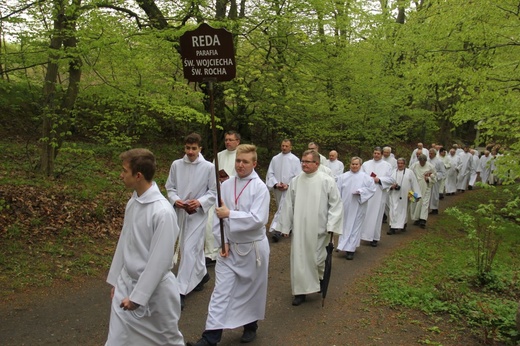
[370,240,378,247]
[194,273,210,292]
[240,329,257,343]
[187,338,215,346]
[271,231,282,243]
[429,209,438,215]
[292,294,306,306]
[345,252,354,260]
[387,228,396,235]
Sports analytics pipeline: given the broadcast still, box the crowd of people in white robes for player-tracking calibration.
[105,135,503,346]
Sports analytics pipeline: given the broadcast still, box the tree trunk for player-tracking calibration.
[40,0,82,175]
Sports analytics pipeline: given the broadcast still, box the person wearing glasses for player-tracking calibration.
[278,150,343,306]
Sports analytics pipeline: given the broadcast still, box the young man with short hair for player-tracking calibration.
[106,148,184,345]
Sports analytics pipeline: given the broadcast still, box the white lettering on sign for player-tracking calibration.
[191,68,202,75]
[204,67,227,75]
[184,59,194,67]
[196,50,218,56]
[195,58,233,67]
[192,35,221,47]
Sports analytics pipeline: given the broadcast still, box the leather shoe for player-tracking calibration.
[205,257,216,267]
[345,252,354,260]
[292,294,306,306]
[240,329,257,343]
[271,231,282,243]
[187,338,214,346]
[370,240,378,247]
[429,209,438,215]
[386,228,395,235]
[194,273,210,292]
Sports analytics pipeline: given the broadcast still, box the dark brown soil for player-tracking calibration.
[0,192,481,346]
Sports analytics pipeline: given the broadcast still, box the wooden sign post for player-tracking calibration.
[180,24,236,253]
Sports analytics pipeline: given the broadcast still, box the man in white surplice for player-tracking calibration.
[204,131,240,265]
[166,133,217,310]
[265,139,301,242]
[190,144,270,346]
[445,148,460,195]
[428,148,446,215]
[479,150,493,184]
[325,150,345,180]
[409,142,424,168]
[468,149,480,189]
[410,154,436,229]
[337,157,376,260]
[360,147,395,247]
[387,158,422,235]
[456,145,473,192]
[106,149,184,346]
[278,150,343,306]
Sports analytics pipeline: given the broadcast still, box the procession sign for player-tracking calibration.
[180,23,236,252]
[180,23,236,82]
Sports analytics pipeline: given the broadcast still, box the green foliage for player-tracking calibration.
[370,187,520,344]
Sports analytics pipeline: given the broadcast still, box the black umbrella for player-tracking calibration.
[321,232,334,307]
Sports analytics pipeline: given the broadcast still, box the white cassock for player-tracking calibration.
[360,159,394,242]
[106,183,184,346]
[428,156,446,210]
[205,149,238,260]
[438,154,451,194]
[445,154,460,194]
[165,153,217,295]
[266,151,302,206]
[388,168,422,229]
[469,152,480,186]
[456,152,473,190]
[206,171,270,330]
[409,148,420,168]
[410,162,436,221]
[337,171,376,252]
[383,156,397,169]
[382,156,397,218]
[265,151,302,233]
[278,170,343,295]
[479,154,493,184]
[325,159,345,180]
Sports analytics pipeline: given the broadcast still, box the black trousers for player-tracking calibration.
[202,320,258,345]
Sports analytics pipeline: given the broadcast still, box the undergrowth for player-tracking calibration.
[370,187,520,345]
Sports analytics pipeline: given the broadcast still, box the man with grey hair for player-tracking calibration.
[382,146,397,169]
[278,150,343,306]
[410,154,436,229]
[409,142,424,168]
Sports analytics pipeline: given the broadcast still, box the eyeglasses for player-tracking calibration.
[301,160,316,164]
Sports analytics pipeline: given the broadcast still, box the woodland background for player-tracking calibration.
[1,0,519,175]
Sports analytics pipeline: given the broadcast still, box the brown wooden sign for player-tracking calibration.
[180,23,236,82]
